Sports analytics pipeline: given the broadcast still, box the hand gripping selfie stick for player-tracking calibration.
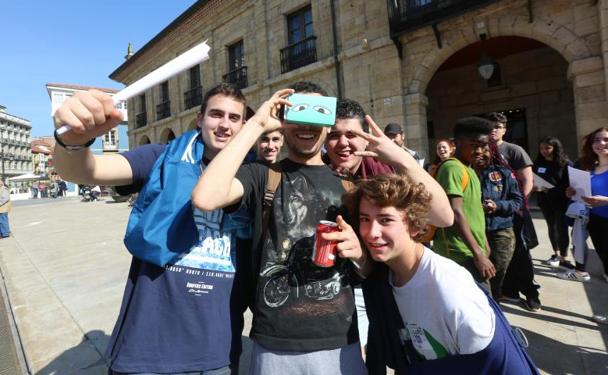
[56,40,211,136]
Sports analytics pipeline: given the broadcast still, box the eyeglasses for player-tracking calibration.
[593,137,608,144]
[492,125,505,130]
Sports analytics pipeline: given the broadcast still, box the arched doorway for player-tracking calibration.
[400,14,599,158]
[159,128,176,144]
[185,118,198,132]
[138,135,151,146]
[426,36,576,158]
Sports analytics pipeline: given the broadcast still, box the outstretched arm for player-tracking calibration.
[352,115,454,228]
[52,90,133,186]
[192,89,293,211]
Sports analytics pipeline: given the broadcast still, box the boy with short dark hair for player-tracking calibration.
[433,117,495,290]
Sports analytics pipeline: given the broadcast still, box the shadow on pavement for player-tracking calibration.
[501,304,601,331]
[35,330,109,375]
[520,328,608,375]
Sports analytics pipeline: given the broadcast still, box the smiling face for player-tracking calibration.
[436,140,454,161]
[283,92,328,163]
[358,198,415,263]
[592,130,608,157]
[198,94,245,159]
[325,118,368,174]
[256,130,283,163]
[456,135,489,166]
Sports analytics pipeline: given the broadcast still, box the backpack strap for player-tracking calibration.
[435,157,470,192]
[262,163,282,230]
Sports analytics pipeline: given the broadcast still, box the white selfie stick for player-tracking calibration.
[56,40,211,136]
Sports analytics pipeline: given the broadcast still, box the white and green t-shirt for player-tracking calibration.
[390,247,495,360]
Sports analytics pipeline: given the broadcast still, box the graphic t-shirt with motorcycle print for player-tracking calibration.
[236,159,359,352]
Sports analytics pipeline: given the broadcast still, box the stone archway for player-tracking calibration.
[185,117,198,132]
[402,14,602,156]
[159,128,176,144]
[408,15,593,95]
[138,135,151,146]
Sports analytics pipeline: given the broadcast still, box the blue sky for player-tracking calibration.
[0,1,196,137]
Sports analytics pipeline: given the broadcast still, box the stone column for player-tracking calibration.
[404,93,429,160]
[600,0,608,99]
[568,56,608,143]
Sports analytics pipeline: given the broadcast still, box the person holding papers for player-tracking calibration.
[563,128,608,287]
[533,136,573,269]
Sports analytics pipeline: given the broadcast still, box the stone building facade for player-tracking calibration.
[110,0,608,159]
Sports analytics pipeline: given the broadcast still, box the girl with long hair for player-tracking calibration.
[533,136,572,268]
[561,128,608,288]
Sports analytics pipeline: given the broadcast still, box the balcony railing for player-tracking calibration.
[136,112,147,128]
[184,86,203,110]
[156,101,171,121]
[387,0,498,35]
[280,36,317,74]
[222,66,248,89]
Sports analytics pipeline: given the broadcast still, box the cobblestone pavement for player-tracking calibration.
[0,198,606,374]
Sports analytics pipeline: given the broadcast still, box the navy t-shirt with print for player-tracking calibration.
[106,144,246,373]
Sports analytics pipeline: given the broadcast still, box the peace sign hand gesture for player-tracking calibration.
[348,115,412,167]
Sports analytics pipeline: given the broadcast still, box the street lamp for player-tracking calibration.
[477,53,496,80]
[477,33,499,81]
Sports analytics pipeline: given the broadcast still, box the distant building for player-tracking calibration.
[31,137,54,177]
[46,83,130,154]
[0,105,32,182]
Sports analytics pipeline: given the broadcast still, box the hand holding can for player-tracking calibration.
[312,220,340,267]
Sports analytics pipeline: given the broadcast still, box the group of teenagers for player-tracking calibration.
[53,81,550,374]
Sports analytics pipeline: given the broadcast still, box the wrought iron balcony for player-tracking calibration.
[280,36,317,74]
[222,66,248,89]
[156,101,171,121]
[184,85,203,110]
[135,112,147,128]
[387,0,498,35]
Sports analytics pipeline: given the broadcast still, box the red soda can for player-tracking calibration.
[312,220,339,267]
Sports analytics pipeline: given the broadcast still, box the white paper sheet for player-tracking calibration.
[533,173,555,190]
[568,166,592,202]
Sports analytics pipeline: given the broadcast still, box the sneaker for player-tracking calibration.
[559,260,575,270]
[546,255,560,267]
[524,297,542,312]
[592,313,608,325]
[557,270,591,282]
[499,295,521,304]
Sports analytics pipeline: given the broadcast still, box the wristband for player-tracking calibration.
[54,128,95,151]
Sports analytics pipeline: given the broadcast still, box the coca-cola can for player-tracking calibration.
[312,220,339,267]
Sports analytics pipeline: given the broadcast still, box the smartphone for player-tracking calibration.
[283,93,337,127]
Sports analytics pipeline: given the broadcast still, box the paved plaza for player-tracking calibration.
[0,197,607,374]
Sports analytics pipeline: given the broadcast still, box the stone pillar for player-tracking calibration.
[600,0,608,99]
[403,93,429,159]
[568,56,608,143]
